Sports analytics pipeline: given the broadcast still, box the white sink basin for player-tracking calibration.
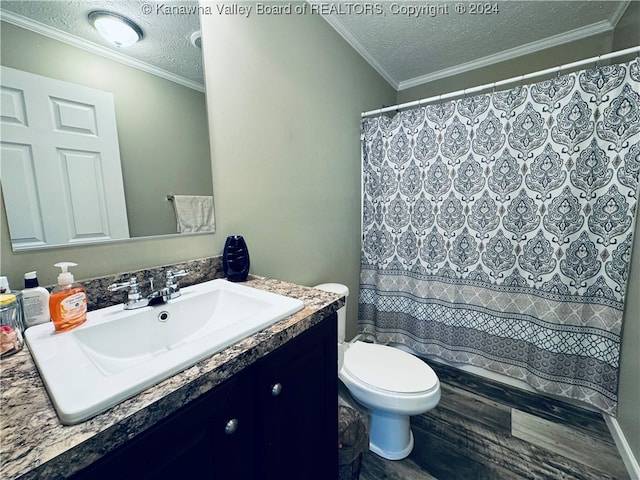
[25,279,304,424]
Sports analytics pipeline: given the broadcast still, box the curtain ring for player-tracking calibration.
[555,65,561,79]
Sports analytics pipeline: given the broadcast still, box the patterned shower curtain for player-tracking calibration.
[359,58,640,415]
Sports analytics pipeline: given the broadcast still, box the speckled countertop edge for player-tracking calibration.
[0,275,343,480]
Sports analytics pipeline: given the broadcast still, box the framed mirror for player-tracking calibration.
[0,1,214,251]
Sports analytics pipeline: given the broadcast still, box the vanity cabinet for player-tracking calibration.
[70,314,337,480]
[257,314,338,480]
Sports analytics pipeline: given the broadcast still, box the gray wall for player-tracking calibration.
[614,1,640,459]
[199,8,395,340]
[620,215,640,469]
[396,2,640,465]
[0,21,212,238]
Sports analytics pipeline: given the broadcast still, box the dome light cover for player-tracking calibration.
[89,11,143,48]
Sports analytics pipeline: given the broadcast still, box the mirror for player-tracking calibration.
[0,1,214,251]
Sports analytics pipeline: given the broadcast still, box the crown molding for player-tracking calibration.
[0,10,204,93]
[398,19,615,91]
[319,14,400,89]
[609,0,632,28]
[316,2,625,93]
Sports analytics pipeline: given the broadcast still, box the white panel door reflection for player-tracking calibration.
[0,66,129,250]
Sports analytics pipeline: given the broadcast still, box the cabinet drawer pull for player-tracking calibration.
[225,418,238,435]
[271,383,282,396]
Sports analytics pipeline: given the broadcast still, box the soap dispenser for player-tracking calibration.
[49,262,87,332]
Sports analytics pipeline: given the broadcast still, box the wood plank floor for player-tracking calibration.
[358,361,630,480]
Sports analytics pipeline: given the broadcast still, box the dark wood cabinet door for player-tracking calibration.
[256,315,338,480]
[71,371,255,480]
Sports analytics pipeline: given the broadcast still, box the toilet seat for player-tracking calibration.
[314,282,441,460]
[342,342,438,394]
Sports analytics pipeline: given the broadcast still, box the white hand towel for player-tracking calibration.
[171,195,215,233]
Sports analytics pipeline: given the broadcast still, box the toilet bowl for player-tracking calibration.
[314,283,441,460]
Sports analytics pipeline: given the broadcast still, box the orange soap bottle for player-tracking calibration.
[49,262,87,332]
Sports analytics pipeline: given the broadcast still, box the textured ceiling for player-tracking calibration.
[320,0,632,90]
[0,1,633,93]
[0,0,204,91]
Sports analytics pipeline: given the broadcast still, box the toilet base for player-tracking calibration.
[368,410,415,460]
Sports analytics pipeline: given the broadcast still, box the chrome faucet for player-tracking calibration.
[107,277,150,310]
[107,270,189,309]
[161,269,189,301]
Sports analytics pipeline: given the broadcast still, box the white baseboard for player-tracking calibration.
[605,415,640,480]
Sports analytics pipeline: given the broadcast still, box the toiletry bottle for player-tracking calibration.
[49,262,87,332]
[0,276,10,294]
[21,271,50,328]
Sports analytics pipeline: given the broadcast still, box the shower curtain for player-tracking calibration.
[359,58,640,415]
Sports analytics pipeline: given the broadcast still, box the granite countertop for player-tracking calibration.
[0,276,344,480]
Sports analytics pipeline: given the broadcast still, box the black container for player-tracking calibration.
[223,235,250,282]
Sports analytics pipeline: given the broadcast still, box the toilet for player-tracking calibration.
[314,283,441,461]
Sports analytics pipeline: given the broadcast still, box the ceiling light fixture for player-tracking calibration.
[88,11,143,48]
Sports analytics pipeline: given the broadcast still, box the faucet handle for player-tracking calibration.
[108,277,139,292]
[164,270,189,300]
[166,269,189,279]
[165,269,189,286]
[107,277,150,310]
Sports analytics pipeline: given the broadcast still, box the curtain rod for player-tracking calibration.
[361,45,640,118]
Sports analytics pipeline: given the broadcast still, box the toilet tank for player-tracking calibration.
[313,283,349,343]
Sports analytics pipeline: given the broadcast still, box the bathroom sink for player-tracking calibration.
[25,279,304,424]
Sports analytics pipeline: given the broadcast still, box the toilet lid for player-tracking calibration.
[342,342,438,394]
